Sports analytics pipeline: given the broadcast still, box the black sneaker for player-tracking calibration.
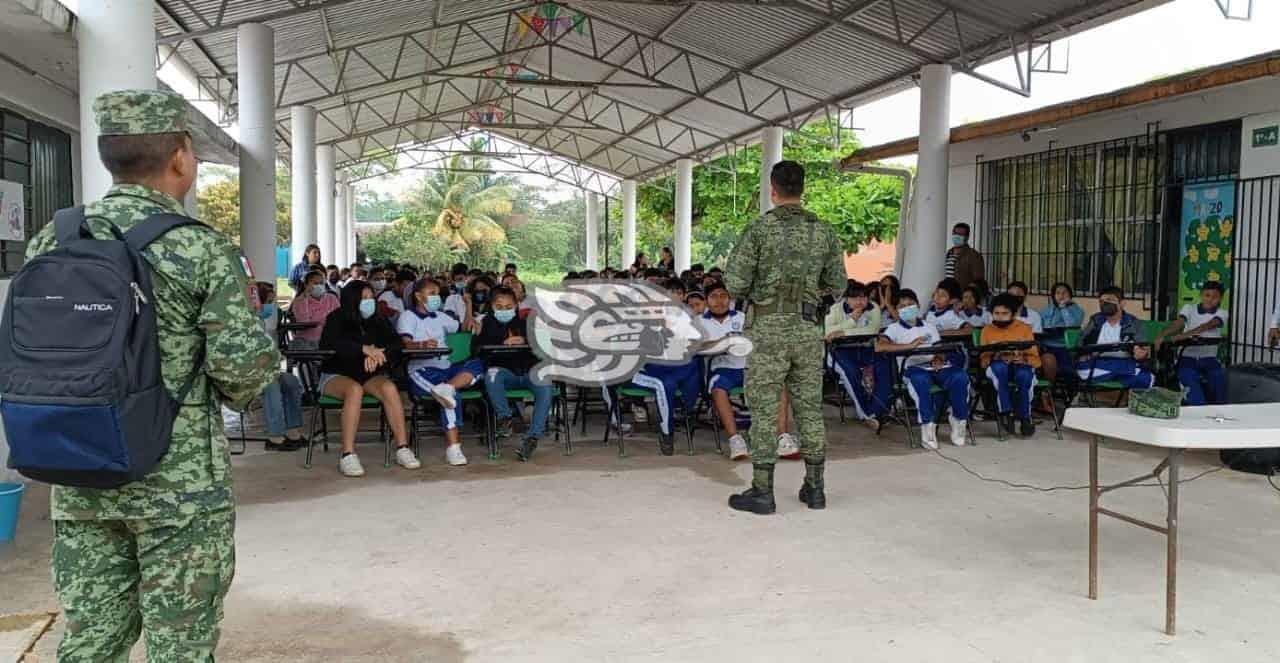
[728,487,776,514]
[798,482,827,510]
[998,414,1017,436]
[495,419,512,439]
[658,433,675,456]
[515,436,538,462]
[1019,418,1036,437]
[265,439,298,452]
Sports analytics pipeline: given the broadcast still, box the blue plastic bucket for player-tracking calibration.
[0,481,24,542]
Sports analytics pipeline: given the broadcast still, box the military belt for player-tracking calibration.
[752,300,820,324]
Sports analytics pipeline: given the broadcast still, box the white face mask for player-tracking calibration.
[309,284,326,299]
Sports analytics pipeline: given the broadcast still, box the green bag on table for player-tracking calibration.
[1128,387,1183,419]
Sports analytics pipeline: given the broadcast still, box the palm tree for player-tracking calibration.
[407,138,514,252]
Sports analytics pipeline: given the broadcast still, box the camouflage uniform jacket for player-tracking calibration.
[25,184,281,520]
[722,203,846,317]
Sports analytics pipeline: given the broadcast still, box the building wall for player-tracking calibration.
[0,56,82,205]
[948,75,1280,246]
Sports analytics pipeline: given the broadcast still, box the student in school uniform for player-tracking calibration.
[685,290,707,317]
[399,277,482,467]
[1005,281,1043,333]
[1076,286,1155,389]
[824,281,886,431]
[1153,281,1228,405]
[701,282,751,460]
[602,286,703,457]
[376,269,413,324]
[980,294,1042,437]
[876,289,970,449]
[958,285,990,328]
[926,280,970,334]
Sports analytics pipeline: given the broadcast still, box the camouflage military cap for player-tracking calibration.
[93,89,189,136]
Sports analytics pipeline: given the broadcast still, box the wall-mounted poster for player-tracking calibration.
[0,179,23,241]
[1178,182,1236,310]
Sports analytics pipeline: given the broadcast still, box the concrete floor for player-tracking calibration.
[2,407,1279,662]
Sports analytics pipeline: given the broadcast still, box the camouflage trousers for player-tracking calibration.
[52,507,236,662]
[745,314,826,465]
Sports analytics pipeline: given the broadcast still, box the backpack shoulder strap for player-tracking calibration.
[123,213,207,253]
[53,206,88,245]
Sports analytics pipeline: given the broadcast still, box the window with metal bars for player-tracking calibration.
[975,134,1162,297]
[0,107,73,275]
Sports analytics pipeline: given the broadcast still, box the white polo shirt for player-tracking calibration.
[958,307,990,327]
[1178,304,1227,359]
[377,289,405,323]
[701,310,746,371]
[396,309,459,371]
[881,320,943,370]
[1017,306,1043,333]
[443,293,468,322]
[925,305,968,332]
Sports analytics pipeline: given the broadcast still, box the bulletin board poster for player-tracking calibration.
[0,179,22,241]
[1178,182,1235,310]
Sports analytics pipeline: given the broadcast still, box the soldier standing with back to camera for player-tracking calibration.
[723,160,847,515]
[24,90,280,661]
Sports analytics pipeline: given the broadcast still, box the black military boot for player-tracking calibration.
[658,433,675,456]
[729,464,776,514]
[798,459,826,509]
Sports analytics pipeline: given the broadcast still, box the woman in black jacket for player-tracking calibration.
[318,280,417,477]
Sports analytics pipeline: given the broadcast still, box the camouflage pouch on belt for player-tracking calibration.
[1128,387,1183,419]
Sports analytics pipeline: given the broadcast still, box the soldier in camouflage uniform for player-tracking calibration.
[723,160,847,515]
[25,90,281,661]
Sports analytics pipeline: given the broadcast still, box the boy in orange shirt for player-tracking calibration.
[980,293,1042,437]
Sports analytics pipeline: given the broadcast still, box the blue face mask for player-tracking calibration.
[951,234,966,247]
[493,308,516,323]
[359,299,376,319]
[426,294,442,311]
[898,304,920,324]
[259,303,276,320]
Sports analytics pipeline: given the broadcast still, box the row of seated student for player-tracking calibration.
[820,275,1227,448]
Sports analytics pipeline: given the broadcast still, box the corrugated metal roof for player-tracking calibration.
[154,0,1167,183]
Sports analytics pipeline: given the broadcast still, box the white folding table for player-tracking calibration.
[1061,404,1280,635]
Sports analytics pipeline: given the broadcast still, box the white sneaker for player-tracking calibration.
[776,432,800,459]
[728,434,749,460]
[631,404,648,423]
[445,443,468,466]
[612,420,633,435]
[949,418,968,447]
[431,383,457,410]
[395,446,422,469]
[919,423,939,450]
[339,453,365,477]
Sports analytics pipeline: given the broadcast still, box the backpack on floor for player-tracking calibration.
[0,206,204,488]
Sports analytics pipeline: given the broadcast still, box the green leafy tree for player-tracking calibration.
[635,119,903,265]
[355,188,404,223]
[196,164,292,246]
[402,138,513,252]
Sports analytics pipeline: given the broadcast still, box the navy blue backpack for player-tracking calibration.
[0,206,204,488]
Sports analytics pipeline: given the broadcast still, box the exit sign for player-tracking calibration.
[1253,125,1279,148]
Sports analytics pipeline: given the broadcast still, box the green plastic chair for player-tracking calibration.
[405,331,494,458]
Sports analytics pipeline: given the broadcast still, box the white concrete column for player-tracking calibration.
[77,0,156,200]
[584,192,600,270]
[237,23,277,284]
[316,144,336,265]
[347,183,358,264]
[907,63,953,297]
[621,180,637,269]
[759,126,785,214]
[333,173,347,269]
[290,106,317,265]
[674,158,693,273]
